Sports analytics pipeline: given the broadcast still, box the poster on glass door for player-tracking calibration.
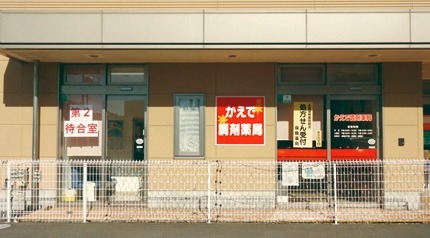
[331,100,375,149]
[293,102,313,148]
[64,104,99,137]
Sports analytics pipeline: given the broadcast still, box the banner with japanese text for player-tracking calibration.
[293,102,313,148]
[64,104,99,137]
[216,96,265,145]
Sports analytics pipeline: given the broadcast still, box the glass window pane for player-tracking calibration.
[329,64,378,84]
[64,65,103,84]
[277,95,325,149]
[175,94,205,157]
[109,65,146,84]
[278,64,325,84]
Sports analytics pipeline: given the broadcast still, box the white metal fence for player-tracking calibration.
[0,159,429,223]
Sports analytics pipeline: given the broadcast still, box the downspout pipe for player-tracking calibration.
[31,60,40,211]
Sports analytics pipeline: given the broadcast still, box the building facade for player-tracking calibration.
[0,1,429,216]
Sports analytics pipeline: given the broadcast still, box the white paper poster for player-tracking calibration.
[282,162,299,186]
[302,162,325,179]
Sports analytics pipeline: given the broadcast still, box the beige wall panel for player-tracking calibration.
[40,102,58,125]
[0,93,23,125]
[39,125,58,157]
[21,124,33,157]
[205,125,216,158]
[21,63,34,94]
[308,12,410,43]
[204,12,306,43]
[1,12,102,43]
[148,93,173,126]
[148,106,173,126]
[1,59,23,93]
[103,13,203,43]
[0,125,23,157]
[206,94,216,126]
[411,12,430,42]
[0,59,8,93]
[148,126,174,159]
[264,98,275,126]
[216,63,275,94]
[149,64,216,94]
[21,93,34,125]
[382,62,423,160]
[383,62,421,94]
[383,95,420,125]
[40,63,59,94]
[383,126,421,159]
[214,126,275,159]
[22,95,57,125]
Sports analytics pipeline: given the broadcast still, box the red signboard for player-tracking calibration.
[216,96,265,145]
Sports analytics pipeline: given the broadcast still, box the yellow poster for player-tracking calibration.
[293,102,313,148]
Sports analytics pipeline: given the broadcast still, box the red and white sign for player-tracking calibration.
[64,104,98,137]
[64,121,99,137]
[216,96,265,145]
[69,105,93,121]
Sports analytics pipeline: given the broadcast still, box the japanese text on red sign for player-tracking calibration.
[216,97,265,145]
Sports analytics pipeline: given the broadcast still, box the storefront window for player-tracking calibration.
[278,64,325,84]
[108,65,147,84]
[328,64,378,84]
[276,63,380,162]
[330,99,377,160]
[64,65,104,84]
[174,94,205,158]
[277,95,326,161]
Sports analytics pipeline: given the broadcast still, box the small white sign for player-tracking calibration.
[282,162,299,186]
[302,162,325,179]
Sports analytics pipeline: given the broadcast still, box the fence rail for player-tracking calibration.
[1,159,429,223]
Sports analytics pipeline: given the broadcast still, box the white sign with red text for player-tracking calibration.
[64,121,99,137]
[69,105,93,121]
[64,104,98,137]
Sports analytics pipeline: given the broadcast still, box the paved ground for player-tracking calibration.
[0,222,429,238]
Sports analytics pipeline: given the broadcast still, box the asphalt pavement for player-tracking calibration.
[1,222,429,238]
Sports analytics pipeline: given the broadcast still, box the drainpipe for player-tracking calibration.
[31,60,40,211]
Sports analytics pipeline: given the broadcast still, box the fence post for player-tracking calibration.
[333,163,338,225]
[207,161,211,224]
[83,162,87,223]
[6,161,11,223]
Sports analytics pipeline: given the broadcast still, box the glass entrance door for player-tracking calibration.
[329,97,379,161]
[107,96,146,161]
